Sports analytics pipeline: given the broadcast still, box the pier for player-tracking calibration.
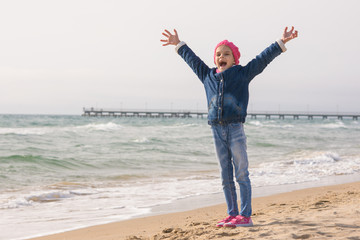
[82,108,208,118]
[82,108,359,120]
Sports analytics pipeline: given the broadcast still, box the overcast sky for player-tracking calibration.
[1,0,359,114]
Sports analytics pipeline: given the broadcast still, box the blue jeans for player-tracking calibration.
[211,122,252,217]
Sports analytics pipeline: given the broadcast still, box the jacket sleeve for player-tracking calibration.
[176,42,211,84]
[242,40,286,82]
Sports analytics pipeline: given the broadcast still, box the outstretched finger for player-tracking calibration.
[162,32,170,38]
[174,29,178,36]
[164,29,172,35]
[162,42,170,46]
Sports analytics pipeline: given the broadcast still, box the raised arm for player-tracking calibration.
[160,29,210,83]
[242,26,298,82]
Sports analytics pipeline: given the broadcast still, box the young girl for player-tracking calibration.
[161,27,298,227]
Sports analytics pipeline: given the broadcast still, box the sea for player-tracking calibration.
[1,114,360,240]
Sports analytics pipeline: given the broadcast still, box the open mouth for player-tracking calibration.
[219,61,227,67]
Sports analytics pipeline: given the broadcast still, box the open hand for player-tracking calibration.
[281,26,298,44]
[161,29,180,46]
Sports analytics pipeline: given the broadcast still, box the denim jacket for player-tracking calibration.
[176,40,286,125]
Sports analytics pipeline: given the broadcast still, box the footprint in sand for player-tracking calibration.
[292,233,312,239]
[216,231,240,237]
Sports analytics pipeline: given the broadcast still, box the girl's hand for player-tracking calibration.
[161,29,180,46]
[281,26,298,44]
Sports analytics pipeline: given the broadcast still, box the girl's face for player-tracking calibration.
[215,45,235,72]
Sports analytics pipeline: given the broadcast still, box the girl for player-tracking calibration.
[161,27,298,227]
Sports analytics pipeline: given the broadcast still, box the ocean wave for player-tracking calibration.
[46,182,92,190]
[1,186,96,209]
[26,192,74,203]
[319,121,347,129]
[1,154,49,164]
[314,120,360,130]
[0,192,70,209]
[0,155,88,171]
[247,120,294,129]
[162,123,201,129]
[0,121,124,136]
[0,127,54,135]
[76,122,123,131]
[132,137,150,143]
[251,152,360,187]
[247,120,263,127]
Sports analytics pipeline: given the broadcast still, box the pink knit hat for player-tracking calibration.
[214,40,241,65]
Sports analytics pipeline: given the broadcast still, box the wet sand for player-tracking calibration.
[29,181,360,240]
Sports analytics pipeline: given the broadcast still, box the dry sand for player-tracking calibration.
[30,181,360,240]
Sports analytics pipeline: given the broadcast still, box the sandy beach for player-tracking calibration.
[28,181,360,240]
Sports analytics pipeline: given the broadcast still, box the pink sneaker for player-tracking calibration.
[216,215,236,227]
[224,215,253,227]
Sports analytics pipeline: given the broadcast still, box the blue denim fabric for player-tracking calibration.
[211,122,252,217]
[177,42,282,125]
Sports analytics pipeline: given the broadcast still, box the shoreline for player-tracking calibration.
[28,175,360,240]
[148,173,360,217]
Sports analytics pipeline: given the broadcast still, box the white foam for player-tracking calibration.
[132,137,149,143]
[2,152,360,240]
[0,127,53,135]
[25,191,74,203]
[247,120,294,129]
[320,121,347,129]
[0,122,125,136]
[76,122,123,131]
[0,175,221,240]
[251,152,360,187]
[163,123,200,128]
[247,120,263,127]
